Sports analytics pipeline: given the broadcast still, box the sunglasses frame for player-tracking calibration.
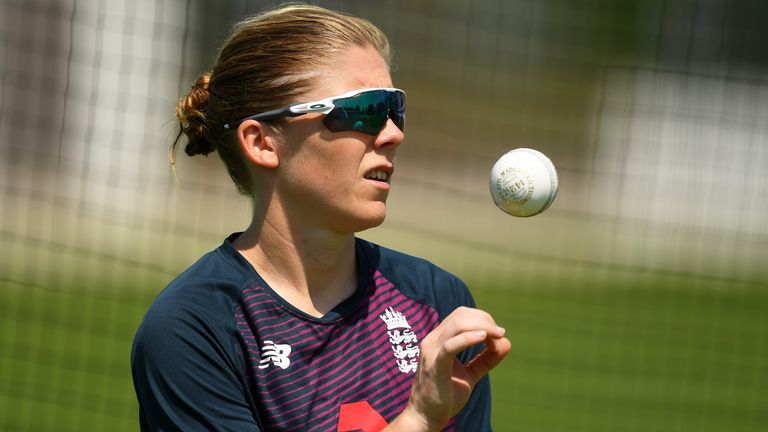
[223,87,405,135]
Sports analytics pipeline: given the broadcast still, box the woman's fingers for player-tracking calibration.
[429,307,512,386]
[465,336,512,384]
[422,307,510,382]
[440,330,489,358]
[430,307,505,344]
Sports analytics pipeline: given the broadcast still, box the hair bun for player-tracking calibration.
[175,72,216,156]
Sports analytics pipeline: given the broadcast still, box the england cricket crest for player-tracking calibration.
[379,307,420,373]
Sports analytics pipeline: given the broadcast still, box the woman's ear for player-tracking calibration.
[237,120,279,169]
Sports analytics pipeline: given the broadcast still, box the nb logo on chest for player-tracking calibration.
[258,340,292,370]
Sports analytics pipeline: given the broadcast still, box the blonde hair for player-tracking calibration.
[172,3,391,197]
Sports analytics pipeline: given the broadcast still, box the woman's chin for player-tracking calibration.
[334,208,387,234]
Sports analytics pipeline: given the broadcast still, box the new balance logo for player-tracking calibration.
[258,340,291,370]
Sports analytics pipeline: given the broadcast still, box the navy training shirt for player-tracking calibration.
[131,234,494,431]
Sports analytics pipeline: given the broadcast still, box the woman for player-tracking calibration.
[131,4,510,431]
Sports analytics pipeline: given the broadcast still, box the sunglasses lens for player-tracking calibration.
[389,91,405,132]
[323,90,405,136]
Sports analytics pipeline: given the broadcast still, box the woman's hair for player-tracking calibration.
[172,3,392,197]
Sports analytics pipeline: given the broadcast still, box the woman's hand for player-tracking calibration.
[386,306,511,431]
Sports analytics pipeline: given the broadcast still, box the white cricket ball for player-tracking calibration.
[489,148,559,217]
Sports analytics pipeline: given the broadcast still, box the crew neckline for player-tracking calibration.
[221,233,371,324]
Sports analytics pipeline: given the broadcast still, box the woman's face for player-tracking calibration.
[273,45,405,234]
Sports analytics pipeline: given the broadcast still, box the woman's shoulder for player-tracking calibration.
[355,237,476,313]
[356,237,448,274]
[137,239,257,337]
[130,241,257,422]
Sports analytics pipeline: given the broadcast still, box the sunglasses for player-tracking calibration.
[223,87,405,136]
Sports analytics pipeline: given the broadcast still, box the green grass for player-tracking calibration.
[474,275,768,432]
[0,280,156,432]
[1,273,766,431]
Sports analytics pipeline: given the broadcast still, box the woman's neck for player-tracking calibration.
[233,214,358,318]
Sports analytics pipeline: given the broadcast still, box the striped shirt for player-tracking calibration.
[132,234,493,431]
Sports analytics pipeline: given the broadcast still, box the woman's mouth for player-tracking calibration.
[364,170,389,183]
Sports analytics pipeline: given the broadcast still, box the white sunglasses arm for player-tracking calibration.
[288,98,336,115]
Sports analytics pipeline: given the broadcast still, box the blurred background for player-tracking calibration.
[1,0,766,430]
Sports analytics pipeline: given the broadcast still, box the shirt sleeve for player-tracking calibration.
[449,276,496,432]
[131,296,260,431]
[454,374,493,431]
